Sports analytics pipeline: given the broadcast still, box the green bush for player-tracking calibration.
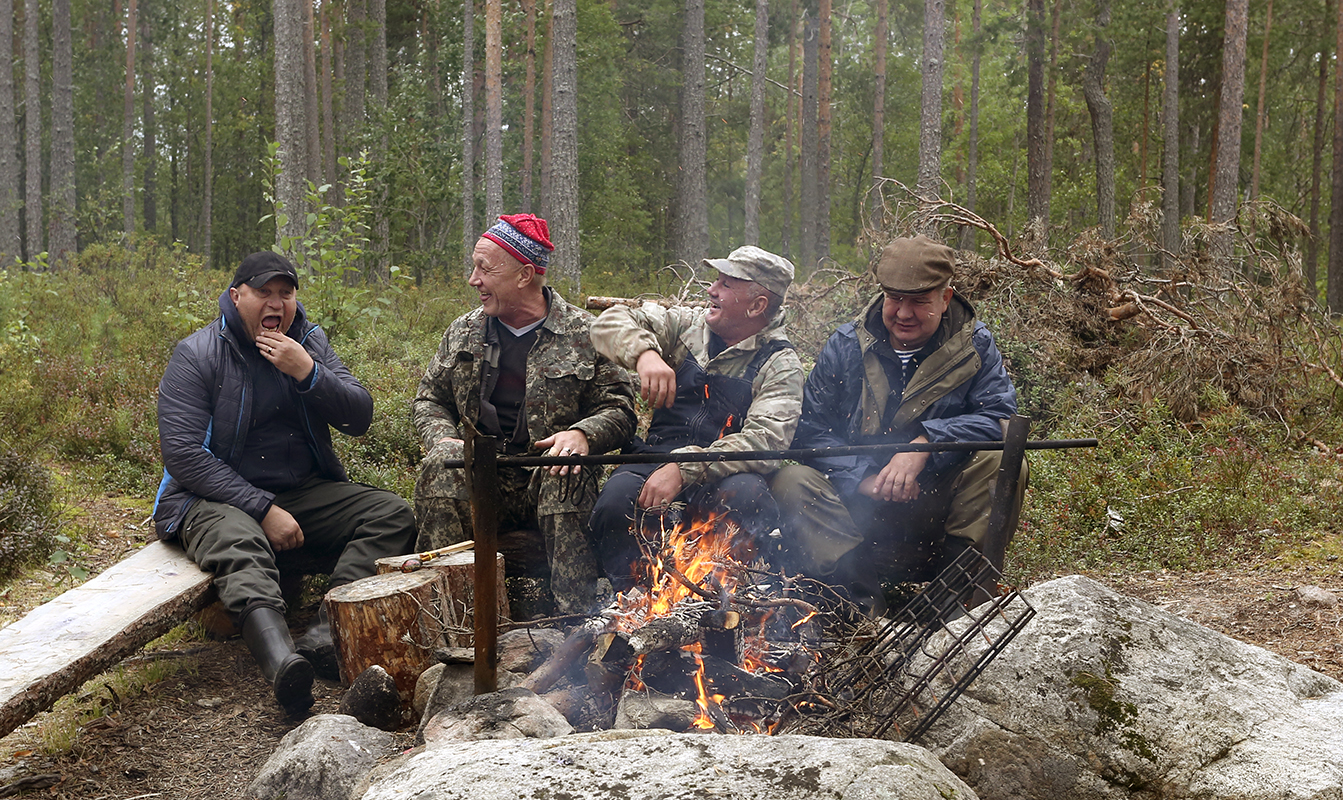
[0,449,63,582]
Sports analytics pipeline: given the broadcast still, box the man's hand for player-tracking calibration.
[636,349,677,409]
[536,429,589,476]
[256,330,316,382]
[858,438,931,503]
[637,463,684,509]
[262,504,305,551]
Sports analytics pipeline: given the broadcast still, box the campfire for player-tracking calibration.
[520,506,1037,742]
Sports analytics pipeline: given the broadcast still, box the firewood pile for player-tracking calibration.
[516,508,1035,742]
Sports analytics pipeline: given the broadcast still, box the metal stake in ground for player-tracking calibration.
[465,430,501,695]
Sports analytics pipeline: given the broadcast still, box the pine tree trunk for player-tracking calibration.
[304,0,321,186]
[539,0,553,217]
[549,0,580,294]
[1042,0,1059,219]
[1307,22,1330,296]
[916,0,945,211]
[1249,0,1273,202]
[321,0,336,185]
[672,0,708,266]
[203,0,213,267]
[344,0,367,152]
[369,0,388,279]
[485,0,503,222]
[781,0,797,260]
[462,0,476,273]
[140,4,157,234]
[799,11,818,272]
[870,0,887,237]
[123,0,138,244]
[1025,0,1048,230]
[49,0,76,266]
[743,0,768,246]
[1081,0,1114,239]
[1329,0,1343,311]
[23,0,41,261]
[0,0,18,264]
[522,0,536,212]
[816,0,831,260]
[275,0,308,249]
[1211,0,1248,263]
[958,0,981,252]
[1160,2,1180,269]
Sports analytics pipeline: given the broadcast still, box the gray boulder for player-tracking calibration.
[919,575,1343,800]
[421,686,573,746]
[247,714,396,800]
[360,729,976,800]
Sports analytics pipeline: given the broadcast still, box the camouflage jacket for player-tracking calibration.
[590,303,804,485]
[414,288,636,463]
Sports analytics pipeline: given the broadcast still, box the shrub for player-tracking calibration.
[0,449,63,582]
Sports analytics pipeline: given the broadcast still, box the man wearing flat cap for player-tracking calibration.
[588,245,805,589]
[772,235,1023,615]
[413,214,636,613]
[154,251,417,710]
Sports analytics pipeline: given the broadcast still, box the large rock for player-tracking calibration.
[919,575,1343,800]
[421,686,573,746]
[361,729,977,800]
[247,714,397,800]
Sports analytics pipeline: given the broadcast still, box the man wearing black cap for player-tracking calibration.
[153,252,416,711]
[771,235,1024,615]
[587,246,804,589]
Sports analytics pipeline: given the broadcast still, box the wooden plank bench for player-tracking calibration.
[0,540,215,739]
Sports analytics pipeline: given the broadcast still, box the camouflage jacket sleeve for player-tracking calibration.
[675,345,805,486]
[590,302,699,370]
[413,319,467,455]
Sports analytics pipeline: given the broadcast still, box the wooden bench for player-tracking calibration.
[0,540,215,739]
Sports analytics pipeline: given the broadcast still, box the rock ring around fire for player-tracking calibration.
[359,728,976,800]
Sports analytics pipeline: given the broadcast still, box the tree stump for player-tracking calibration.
[374,550,509,647]
[326,570,447,702]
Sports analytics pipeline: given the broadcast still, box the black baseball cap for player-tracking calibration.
[231,251,300,290]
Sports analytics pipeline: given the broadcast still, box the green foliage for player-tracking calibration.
[1009,386,1343,580]
[0,450,63,583]
[262,144,413,341]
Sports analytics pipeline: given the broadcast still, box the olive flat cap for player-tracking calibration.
[873,235,955,293]
[703,245,795,298]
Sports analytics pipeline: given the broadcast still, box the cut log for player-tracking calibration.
[0,541,215,739]
[327,570,448,703]
[374,549,509,647]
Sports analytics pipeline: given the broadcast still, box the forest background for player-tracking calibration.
[5,0,1343,590]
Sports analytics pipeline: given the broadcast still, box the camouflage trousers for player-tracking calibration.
[414,457,602,614]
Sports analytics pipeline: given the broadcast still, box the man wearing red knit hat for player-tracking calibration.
[412,214,636,613]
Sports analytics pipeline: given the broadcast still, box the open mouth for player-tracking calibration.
[262,315,282,332]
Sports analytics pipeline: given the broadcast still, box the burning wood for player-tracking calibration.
[508,504,1035,740]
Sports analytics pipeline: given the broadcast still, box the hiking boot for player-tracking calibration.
[241,605,315,712]
[294,602,340,681]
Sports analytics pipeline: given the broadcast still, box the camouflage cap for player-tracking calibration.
[703,245,795,298]
[873,235,955,293]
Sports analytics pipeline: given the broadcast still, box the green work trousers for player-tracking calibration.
[770,450,1027,583]
[179,477,417,619]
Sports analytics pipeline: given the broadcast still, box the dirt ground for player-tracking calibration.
[3,496,1343,799]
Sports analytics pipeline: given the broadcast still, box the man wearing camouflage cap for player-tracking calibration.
[589,246,805,589]
[772,235,1024,615]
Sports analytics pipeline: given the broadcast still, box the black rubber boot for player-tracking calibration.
[241,606,315,712]
[294,602,340,681]
[832,547,888,619]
